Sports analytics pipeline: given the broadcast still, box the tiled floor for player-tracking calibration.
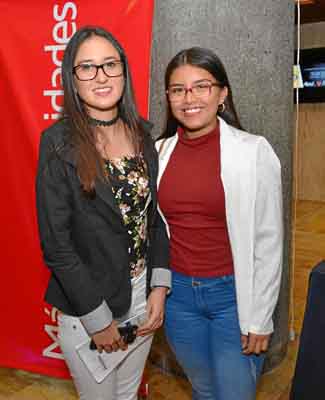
[0,200,324,400]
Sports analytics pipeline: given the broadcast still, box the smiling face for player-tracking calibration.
[73,35,125,120]
[167,64,228,138]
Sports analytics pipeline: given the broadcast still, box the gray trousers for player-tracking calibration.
[58,271,153,400]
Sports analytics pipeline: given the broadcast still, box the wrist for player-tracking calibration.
[152,286,169,294]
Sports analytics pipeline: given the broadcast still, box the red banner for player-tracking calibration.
[0,0,154,378]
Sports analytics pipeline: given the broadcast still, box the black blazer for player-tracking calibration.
[36,118,169,327]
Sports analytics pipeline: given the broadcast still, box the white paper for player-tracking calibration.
[75,311,149,383]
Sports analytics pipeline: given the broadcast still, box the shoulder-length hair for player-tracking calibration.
[61,25,143,192]
[161,47,242,139]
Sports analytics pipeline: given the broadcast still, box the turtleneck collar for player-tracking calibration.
[177,120,220,147]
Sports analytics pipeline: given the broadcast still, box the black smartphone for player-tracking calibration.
[89,324,138,350]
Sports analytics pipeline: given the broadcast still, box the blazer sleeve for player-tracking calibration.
[149,210,171,289]
[146,135,171,289]
[249,137,283,335]
[36,131,113,335]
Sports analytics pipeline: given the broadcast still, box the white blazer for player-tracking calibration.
[156,117,283,335]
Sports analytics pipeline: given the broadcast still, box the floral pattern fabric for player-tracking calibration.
[105,154,150,278]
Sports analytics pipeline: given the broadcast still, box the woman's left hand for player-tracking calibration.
[241,333,271,355]
[137,287,169,336]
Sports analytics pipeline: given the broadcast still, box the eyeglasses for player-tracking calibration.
[73,60,124,81]
[166,80,221,102]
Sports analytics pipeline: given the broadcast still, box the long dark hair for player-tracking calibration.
[161,47,242,139]
[61,25,143,192]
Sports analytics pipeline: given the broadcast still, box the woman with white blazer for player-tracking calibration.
[156,47,283,400]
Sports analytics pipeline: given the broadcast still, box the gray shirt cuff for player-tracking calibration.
[79,301,113,336]
[150,268,172,291]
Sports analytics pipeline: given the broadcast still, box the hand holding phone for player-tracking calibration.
[90,322,140,350]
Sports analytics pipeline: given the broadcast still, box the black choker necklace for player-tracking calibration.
[88,114,120,127]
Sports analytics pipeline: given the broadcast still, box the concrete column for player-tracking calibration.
[149,0,295,372]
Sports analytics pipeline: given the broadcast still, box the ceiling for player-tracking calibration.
[298,1,325,24]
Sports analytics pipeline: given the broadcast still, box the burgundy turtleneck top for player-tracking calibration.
[158,123,234,277]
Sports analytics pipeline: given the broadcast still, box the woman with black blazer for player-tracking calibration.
[36,26,170,400]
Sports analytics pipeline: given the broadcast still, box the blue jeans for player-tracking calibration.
[165,271,264,400]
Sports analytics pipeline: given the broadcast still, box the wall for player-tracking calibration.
[292,21,325,341]
[149,0,295,372]
[296,22,325,202]
[296,104,325,202]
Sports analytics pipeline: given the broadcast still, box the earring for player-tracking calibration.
[218,103,225,113]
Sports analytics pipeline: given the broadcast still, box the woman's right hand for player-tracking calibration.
[92,320,127,353]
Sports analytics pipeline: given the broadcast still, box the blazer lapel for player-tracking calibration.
[59,142,122,217]
[157,134,178,188]
[143,137,156,210]
[95,178,122,217]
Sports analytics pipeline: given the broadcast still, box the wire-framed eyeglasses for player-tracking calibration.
[167,80,221,102]
[73,60,124,81]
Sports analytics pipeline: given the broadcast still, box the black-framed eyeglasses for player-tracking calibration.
[166,80,221,102]
[73,60,124,81]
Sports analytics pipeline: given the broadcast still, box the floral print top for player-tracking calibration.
[105,154,150,278]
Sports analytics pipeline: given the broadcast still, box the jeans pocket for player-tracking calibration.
[205,274,235,292]
[219,274,235,284]
[58,315,82,339]
[204,275,237,313]
[171,277,190,292]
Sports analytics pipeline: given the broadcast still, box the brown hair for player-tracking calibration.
[61,26,143,192]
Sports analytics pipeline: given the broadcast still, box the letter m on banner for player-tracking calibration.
[0,0,153,378]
